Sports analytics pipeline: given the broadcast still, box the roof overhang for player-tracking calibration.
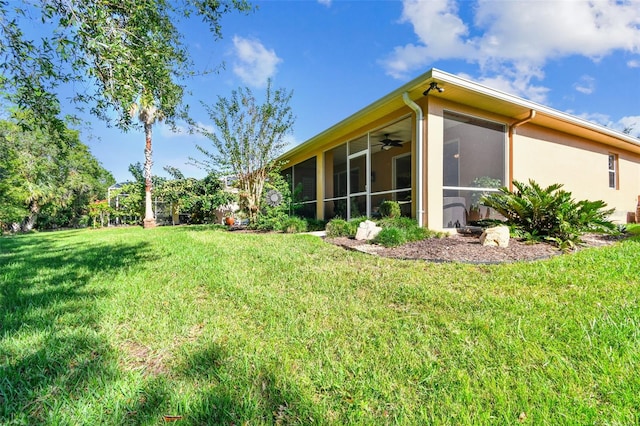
[280,68,640,162]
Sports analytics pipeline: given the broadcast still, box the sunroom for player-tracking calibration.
[278,68,640,230]
[282,110,508,229]
[282,116,415,221]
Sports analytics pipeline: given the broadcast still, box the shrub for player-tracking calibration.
[349,216,369,229]
[373,217,445,247]
[250,169,293,231]
[404,225,430,241]
[373,227,406,247]
[325,217,369,238]
[481,179,616,249]
[377,216,417,230]
[379,201,401,218]
[305,218,327,232]
[326,219,355,238]
[327,216,445,246]
[281,217,308,234]
[253,213,288,232]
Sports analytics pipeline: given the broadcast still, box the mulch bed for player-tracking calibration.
[326,232,624,264]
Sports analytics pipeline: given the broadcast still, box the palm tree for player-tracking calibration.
[130,93,164,228]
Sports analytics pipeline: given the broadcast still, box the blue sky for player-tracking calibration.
[69,0,640,183]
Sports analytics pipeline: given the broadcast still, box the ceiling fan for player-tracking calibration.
[378,134,403,150]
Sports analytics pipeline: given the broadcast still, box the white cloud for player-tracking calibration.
[574,112,640,138]
[383,0,473,79]
[232,36,282,87]
[574,75,596,95]
[473,0,640,63]
[617,115,640,137]
[458,63,550,103]
[317,0,332,6]
[628,59,640,68]
[195,122,216,136]
[383,0,640,101]
[476,74,550,104]
[281,134,300,153]
[573,111,614,127]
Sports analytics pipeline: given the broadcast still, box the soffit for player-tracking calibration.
[423,85,532,119]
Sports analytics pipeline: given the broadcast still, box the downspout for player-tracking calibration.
[508,109,536,190]
[402,92,424,227]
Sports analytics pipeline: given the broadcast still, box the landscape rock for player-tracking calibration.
[355,220,382,241]
[480,225,510,247]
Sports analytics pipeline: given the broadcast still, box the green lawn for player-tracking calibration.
[1,225,639,425]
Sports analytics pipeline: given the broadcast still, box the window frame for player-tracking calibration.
[608,153,619,190]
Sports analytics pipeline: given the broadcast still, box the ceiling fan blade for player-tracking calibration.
[379,134,403,145]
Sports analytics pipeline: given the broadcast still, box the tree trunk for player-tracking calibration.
[171,203,179,225]
[21,200,40,232]
[143,121,156,228]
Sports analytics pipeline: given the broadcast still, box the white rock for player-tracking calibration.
[480,225,510,247]
[355,220,382,241]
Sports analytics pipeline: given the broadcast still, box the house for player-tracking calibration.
[279,68,640,230]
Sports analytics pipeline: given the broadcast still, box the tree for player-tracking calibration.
[38,131,115,229]
[109,182,143,225]
[157,166,195,225]
[0,139,25,230]
[0,118,67,231]
[88,200,111,228]
[157,167,235,225]
[195,80,295,223]
[0,0,253,228]
[111,162,162,225]
[187,173,236,224]
[130,91,167,227]
[0,116,114,232]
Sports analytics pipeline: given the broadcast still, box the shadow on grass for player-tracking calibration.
[123,342,322,425]
[0,233,150,423]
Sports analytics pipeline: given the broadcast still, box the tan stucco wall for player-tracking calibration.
[315,153,324,219]
[425,105,444,230]
[513,125,640,222]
